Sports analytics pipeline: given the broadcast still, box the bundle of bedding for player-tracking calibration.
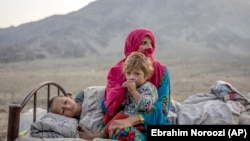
[168,80,250,125]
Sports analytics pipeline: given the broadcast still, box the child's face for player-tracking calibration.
[51,96,80,118]
[125,68,148,87]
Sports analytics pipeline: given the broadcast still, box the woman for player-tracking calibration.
[103,27,171,139]
[102,51,158,138]
[79,28,171,140]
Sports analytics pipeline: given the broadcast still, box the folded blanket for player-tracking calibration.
[30,112,79,138]
[177,93,245,124]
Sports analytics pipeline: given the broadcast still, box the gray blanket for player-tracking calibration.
[168,80,250,125]
[79,86,105,131]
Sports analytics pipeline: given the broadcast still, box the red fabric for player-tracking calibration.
[104,28,165,117]
[104,113,144,138]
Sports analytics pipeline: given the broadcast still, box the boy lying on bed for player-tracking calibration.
[30,86,105,139]
[48,93,82,121]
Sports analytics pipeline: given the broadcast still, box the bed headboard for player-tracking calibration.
[7,81,68,141]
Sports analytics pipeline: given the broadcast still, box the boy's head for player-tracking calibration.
[48,94,81,118]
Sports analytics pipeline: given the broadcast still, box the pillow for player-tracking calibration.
[30,112,79,138]
[19,108,47,136]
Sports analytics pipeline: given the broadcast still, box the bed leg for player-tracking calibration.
[7,104,21,141]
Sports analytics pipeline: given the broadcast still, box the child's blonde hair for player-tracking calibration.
[122,52,154,78]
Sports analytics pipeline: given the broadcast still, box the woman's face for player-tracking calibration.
[138,36,153,52]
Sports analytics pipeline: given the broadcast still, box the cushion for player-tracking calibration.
[30,112,79,138]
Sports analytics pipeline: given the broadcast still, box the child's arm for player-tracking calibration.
[135,82,158,111]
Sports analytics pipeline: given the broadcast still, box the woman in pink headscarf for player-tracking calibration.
[79,28,171,141]
[101,27,171,140]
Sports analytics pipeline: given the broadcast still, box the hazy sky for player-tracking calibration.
[0,0,96,28]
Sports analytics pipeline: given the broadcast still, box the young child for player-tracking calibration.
[122,51,158,116]
[48,94,82,119]
[48,86,105,137]
[102,51,158,138]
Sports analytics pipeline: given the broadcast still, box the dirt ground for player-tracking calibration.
[0,112,8,141]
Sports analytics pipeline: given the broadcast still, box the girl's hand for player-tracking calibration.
[122,80,136,93]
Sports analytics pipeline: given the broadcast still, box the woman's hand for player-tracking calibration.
[78,124,100,140]
[108,114,141,137]
[108,118,132,137]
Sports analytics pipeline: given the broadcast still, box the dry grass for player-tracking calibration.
[0,51,250,138]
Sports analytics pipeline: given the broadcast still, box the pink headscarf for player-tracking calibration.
[104,28,166,116]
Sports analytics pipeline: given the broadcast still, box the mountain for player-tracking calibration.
[0,0,250,63]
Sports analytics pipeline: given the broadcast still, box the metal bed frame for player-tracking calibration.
[7,81,68,141]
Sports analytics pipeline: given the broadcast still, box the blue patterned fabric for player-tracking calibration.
[210,80,247,102]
